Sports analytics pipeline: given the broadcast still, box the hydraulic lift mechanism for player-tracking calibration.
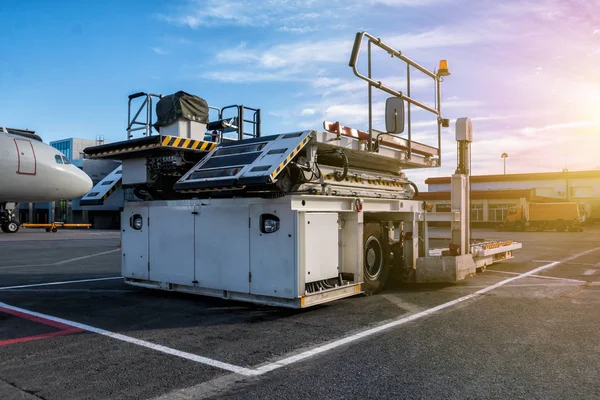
[84,31,522,308]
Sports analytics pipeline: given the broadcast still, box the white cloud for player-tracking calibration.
[370,0,448,5]
[518,119,600,135]
[386,27,489,50]
[159,0,452,31]
[152,47,168,55]
[278,26,318,34]
[216,39,352,70]
[199,70,295,83]
[301,108,316,116]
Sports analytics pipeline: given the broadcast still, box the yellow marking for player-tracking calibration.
[191,140,201,149]
[301,297,306,307]
[200,142,210,151]
[182,139,191,148]
[161,137,170,146]
[172,137,183,147]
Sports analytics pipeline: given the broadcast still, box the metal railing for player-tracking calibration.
[126,92,163,139]
[219,105,262,141]
[126,92,261,142]
[348,31,447,164]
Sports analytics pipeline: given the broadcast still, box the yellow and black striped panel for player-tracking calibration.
[324,174,404,188]
[92,144,158,157]
[161,136,216,151]
[269,135,311,181]
[102,179,122,201]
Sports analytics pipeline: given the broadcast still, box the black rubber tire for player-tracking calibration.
[45,228,51,232]
[555,219,566,232]
[362,223,390,294]
[2,221,19,233]
[514,220,525,232]
[51,228,58,233]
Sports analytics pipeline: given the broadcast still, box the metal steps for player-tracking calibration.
[80,165,122,205]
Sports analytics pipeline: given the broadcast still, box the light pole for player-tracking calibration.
[501,153,508,175]
[563,168,569,200]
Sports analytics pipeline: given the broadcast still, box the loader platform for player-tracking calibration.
[83,134,217,160]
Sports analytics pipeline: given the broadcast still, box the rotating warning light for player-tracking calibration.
[437,60,450,77]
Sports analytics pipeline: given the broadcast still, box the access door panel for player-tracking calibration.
[121,205,149,280]
[149,206,195,286]
[194,205,250,293]
[249,204,297,298]
[14,139,36,175]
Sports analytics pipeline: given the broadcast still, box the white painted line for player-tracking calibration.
[54,249,120,265]
[0,249,120,270]
[3,246,599,378]
[533,260,599,267]
[254,246,600,374]
[0,277,123,290]
[486,269,586,283]
[0,300,260,377]
[584,269,597,276]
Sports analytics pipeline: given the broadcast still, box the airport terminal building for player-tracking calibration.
[18,137,123,229]
[418,170,600,226]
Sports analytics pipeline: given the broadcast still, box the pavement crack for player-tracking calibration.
[0,377,45,399]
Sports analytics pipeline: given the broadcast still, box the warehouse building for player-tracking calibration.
[418,170,600,226]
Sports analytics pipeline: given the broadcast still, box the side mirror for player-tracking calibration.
[385,97,405,134]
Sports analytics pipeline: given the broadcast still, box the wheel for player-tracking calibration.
[51,228,58,233]
[555,219,566,232]
[45,228,51,232]
[1,221,19,233]
[514,220,525,232]
[362,223,390,294]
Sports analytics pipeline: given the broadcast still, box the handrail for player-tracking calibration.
[349,31,438,115]
[347,31,444,165]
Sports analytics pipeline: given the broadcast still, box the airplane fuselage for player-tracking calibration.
[0,132,93,203]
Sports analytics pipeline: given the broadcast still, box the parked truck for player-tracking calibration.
[503,202,582,232]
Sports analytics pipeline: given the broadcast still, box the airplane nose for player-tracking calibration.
[69,167,93,198]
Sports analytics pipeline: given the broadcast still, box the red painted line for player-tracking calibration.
[0,306,84,347]
[0,328,83,347]
[0,305,75,330]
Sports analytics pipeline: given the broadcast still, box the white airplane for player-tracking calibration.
[0,127,93,233]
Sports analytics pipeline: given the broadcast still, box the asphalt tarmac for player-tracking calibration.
[0,226,599,399]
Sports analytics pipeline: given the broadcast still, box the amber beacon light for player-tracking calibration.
[437,60,451,77]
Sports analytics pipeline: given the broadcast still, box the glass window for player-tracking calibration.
[62,156,71,164]
[570,186,592,198]
[488,204,515,222]
[471,203,484,221]
[55,155,63,164]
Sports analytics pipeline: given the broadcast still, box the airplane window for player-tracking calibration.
[55,155,63,164]
[62,156,71,164]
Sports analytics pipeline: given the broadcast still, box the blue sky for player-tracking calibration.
[1,0,599,188]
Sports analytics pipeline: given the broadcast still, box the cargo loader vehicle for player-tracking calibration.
[83,31,522,308]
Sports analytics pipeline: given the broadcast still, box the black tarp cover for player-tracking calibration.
[154,91,209,129]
